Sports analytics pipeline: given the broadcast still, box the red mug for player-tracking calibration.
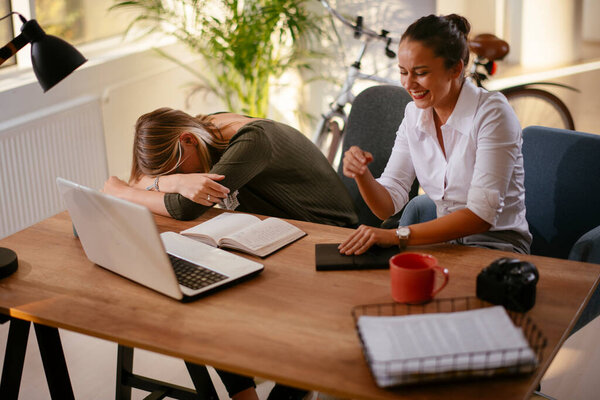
[389,253,449,303]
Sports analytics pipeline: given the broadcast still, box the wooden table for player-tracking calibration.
[1,209,599,399]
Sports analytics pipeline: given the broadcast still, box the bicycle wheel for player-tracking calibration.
[502,87,575,130]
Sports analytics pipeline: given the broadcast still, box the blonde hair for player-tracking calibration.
[130,108,229,183]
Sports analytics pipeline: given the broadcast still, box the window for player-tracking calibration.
[1,0,129,69]
[34,0,128,45]
[0,0,15,67]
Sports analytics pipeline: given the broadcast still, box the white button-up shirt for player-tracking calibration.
[377,79,531,242]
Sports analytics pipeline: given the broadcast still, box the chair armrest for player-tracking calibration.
[568,225,600,334]
[569,225,600,264]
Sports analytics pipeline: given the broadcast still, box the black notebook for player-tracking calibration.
[315,243,400,271]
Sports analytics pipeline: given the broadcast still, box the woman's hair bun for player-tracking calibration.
[445,14,471,37]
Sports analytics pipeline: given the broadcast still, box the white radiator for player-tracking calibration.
[0,96,108,239]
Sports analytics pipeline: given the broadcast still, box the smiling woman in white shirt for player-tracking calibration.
[339,13,532,255]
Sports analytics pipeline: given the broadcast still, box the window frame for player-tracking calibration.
[0,0,16,67]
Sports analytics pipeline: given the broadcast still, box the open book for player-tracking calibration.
[180,212,306,257]
[357,306,537,387]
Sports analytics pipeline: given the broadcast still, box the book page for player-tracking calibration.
[180,213,261,246]
[222,217,306,255]
[357,306,536,386]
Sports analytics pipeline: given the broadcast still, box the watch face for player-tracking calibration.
[398,227,410,237]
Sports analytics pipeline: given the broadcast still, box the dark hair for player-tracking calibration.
[401,14,471,70]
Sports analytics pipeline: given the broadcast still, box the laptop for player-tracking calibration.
[56,177,264,301]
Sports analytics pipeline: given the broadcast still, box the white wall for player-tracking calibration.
[520,0,582,68]
[438,0,592,68]
[582,0,600,41]
[436,0,497,36]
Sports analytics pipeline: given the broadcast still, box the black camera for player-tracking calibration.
[476,257,539,312]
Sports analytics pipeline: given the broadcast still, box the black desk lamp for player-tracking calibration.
[0,11,87,278]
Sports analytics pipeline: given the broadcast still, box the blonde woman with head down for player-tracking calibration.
[104,108,358,228]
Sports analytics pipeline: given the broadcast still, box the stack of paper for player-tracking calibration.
[357,306,537,387]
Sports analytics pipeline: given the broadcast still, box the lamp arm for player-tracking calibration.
[0,32,30,66]
[0,12,29,67]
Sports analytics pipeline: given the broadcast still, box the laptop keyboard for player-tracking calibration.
[168,254,228,290]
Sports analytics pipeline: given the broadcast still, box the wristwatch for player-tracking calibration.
[396,226,411,251]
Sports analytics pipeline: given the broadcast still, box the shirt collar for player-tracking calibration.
[415,79,480,138]
[446,79,479,136]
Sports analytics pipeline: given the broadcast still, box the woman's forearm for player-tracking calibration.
[408,208,491,245]
[339,207,492,255]
[107,180,170,217]
[355,172,396,220]
[132,175,180,193]
[124,187,170,216]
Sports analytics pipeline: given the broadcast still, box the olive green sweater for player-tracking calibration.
[164,120,358,227]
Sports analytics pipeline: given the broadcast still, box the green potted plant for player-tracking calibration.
[111,0,324,118]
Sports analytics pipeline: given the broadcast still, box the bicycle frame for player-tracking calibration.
[329,41,401,113]
[312,2,401,154]
[312,39,401,161]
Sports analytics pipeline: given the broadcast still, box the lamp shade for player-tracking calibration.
[21,19,87,92]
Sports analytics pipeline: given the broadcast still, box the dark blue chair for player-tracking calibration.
[522,126,600,259]
[337,85,418,227]
[522,126,600,332]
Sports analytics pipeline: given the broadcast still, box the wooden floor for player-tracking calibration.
[540,316,600,400]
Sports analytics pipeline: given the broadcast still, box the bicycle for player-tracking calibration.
[313,0,578,166]
[313,0,401,165]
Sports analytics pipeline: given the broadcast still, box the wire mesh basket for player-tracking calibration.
[352,296,547,387]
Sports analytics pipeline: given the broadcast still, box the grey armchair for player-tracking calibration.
[337,85,418,227]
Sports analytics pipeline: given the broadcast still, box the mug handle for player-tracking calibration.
[431,266,450,297]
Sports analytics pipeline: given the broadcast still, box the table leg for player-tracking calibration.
[185,361,219,400]
[118,344,214,400]
[0,318,30,400]
[116,344,134,400]
[33,323,75,400]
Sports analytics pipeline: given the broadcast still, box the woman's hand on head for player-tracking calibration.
[342,146,374,179]
[338,225,398,255]
[174,173,230,205]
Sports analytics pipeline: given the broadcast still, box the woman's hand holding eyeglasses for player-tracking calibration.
[174,173,230,206]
